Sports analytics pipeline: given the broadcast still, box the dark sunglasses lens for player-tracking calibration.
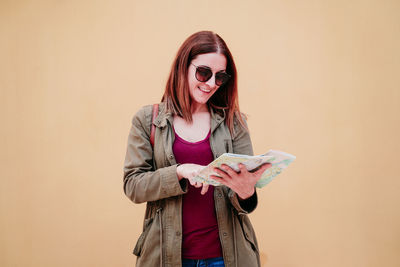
[195,66,212,82]
[215,72,230,86]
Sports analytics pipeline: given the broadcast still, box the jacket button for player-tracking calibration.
[168,155,174,159]
[176,231,181,236]
[218,193,222,198]
[223,232,228,237]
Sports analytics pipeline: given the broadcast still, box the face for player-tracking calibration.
[187,52,227,110]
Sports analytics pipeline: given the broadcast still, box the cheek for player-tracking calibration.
[188,81,197,94]
[188,76,198,91]
[188,69,197,84]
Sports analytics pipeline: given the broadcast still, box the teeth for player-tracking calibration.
[198,86,211,93]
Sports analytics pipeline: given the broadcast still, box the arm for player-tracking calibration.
[123,107,187,204]
[230,115,258,213]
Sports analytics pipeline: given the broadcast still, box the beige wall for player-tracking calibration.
[1,0,399,266]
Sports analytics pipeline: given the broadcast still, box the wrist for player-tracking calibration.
[238,188,255,200]
[176,164,183,180]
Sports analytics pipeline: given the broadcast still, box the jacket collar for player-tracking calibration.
[153,102,226,132]
[210,106,226,133]
[152,102,171,128]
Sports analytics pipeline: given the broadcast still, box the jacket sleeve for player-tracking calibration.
[123,106,187,204]
[227,114,258,214]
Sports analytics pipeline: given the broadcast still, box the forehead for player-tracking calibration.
[191,53,227,71]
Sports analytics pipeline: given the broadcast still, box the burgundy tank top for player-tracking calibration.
[172,128,223,259]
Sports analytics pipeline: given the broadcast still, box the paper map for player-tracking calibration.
[192,149,296,188]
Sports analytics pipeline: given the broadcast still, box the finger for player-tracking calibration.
[254,163,272,176]
[187,177,196,186]
[238,163,249,174]
[220,164,238,177]
[210,175,231,187]
[194,182,202,188]
[213,167,232,179]
[200,184,209,195]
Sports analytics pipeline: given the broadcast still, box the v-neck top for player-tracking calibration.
[172,127,222,259]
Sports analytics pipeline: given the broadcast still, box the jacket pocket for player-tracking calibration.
[133,217,153,256]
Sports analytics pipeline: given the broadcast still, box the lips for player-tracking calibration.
[198,86,211,93]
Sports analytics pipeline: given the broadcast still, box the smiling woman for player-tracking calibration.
[123,31,271,267]
[187,53,228,108]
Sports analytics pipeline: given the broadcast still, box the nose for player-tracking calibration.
[205,74,217,88]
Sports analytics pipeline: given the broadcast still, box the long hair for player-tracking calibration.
[161,31,246,135]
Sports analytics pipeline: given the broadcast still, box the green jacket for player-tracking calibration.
[123,103,261,267]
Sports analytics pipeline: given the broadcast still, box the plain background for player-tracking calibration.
[1,0,399,266]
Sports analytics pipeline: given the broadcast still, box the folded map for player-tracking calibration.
[192,149,296,188]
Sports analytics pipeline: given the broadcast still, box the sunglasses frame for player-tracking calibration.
[191,63,231,86]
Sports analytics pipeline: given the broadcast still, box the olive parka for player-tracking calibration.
[123,103,261,267]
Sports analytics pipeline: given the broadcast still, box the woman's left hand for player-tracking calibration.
[210,163,272,200]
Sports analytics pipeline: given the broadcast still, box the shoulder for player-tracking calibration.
[131,104,162,137]
[233,112,248,126]
[132,105,152,124]
[232,112,250,138]
[131,102,167,128]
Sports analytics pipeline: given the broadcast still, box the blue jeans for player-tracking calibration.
[182,257,225,267]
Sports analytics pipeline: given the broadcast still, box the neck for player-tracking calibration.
[191,102,209,114]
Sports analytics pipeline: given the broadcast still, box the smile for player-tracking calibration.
[198,86,211,93]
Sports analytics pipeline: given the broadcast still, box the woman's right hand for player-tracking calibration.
[176,163,210,195]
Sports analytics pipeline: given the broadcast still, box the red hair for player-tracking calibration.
[162,31,246,134]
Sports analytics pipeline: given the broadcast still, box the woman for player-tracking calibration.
[123,31,271,267]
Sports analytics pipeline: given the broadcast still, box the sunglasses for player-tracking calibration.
[191,64,231,86]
